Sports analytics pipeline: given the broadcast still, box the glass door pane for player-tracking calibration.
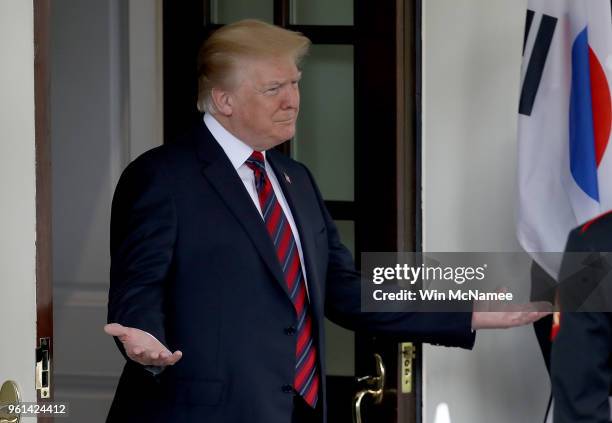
[211,0,273,24]
[290,0,353,25]
[293,45,354,201]
[325,220,355,376]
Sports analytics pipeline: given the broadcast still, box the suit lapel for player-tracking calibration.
[267,151,324,322]
[195,124,289,297]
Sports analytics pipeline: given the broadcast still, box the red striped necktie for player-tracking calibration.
[245,151,320,408]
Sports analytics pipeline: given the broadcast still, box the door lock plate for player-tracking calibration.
[36,337,50,399]
[401,342,415,394]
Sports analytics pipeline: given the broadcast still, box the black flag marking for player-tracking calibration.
[519,13,558,116]
[523,9,535,56]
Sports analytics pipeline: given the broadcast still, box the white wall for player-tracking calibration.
[422,1,550,422]
[0,0,37,411]
[51,0,162,421]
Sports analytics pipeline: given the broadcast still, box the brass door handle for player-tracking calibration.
[353,354,385,423]
[0,381,21,423]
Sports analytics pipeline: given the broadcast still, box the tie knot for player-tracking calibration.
[246,151,266,175]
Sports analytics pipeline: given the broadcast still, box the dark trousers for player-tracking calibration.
[292,395,322,423]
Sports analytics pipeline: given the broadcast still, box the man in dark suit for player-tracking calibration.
[552,211,612,423]
[104,19,550,423]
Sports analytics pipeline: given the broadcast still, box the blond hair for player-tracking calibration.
[196,19,311,113]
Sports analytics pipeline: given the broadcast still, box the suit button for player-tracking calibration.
[284,326,296,335]
[282,384,293,393]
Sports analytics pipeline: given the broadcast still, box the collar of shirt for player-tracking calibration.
[203,113,265,170]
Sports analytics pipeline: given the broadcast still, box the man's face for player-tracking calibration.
[227,56,301,150]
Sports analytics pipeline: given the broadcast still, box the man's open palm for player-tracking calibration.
[104,323,183,367]
[472,301,553,329]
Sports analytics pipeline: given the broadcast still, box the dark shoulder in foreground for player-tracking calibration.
[568,210,612,252]
[579,210,612,235]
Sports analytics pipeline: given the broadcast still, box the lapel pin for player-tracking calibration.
[284,172,291,184]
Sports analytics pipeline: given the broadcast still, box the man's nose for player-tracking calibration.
[282,85,299,109]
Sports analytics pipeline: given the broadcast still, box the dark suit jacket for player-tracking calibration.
[552,211,612,423]
[106,122,475,423]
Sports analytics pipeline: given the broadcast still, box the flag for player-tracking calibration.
[517,0,612,279]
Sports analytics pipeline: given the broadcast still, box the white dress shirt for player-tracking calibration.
[203,113,310,290]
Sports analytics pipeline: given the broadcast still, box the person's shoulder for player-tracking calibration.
[119,145,171,184]
[577,210,612,236]
[568,210,612,252]
[124,126,202,175]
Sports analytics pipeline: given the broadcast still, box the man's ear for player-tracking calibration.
[211,87,233,116]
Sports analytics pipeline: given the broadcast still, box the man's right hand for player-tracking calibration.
[471,301,553,330]
[104,323,183,367]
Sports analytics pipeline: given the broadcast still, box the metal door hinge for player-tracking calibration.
[401,342,415,394]
[35,338,50,399]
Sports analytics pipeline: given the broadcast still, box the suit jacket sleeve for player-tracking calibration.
[108,151,177,359]
[301,165,475,349]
